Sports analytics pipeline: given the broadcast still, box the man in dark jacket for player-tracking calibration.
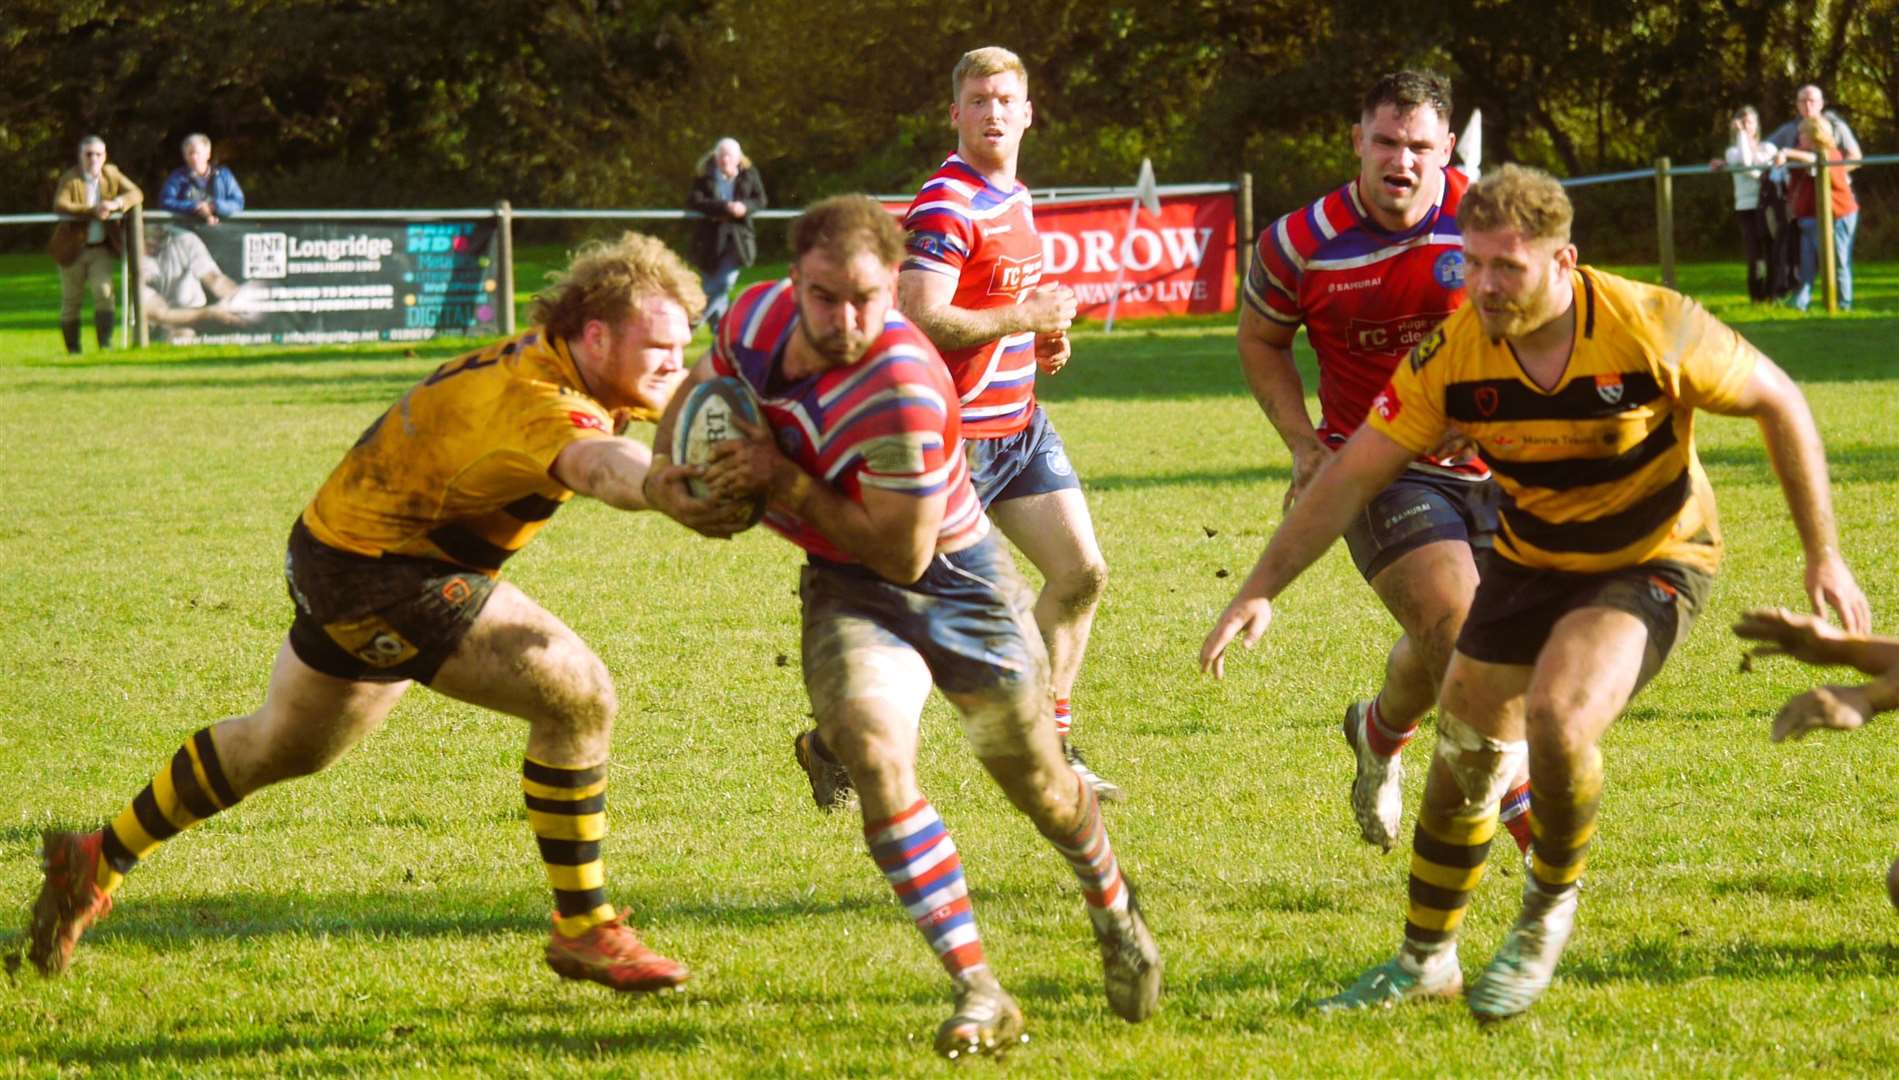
[685,138,767,332]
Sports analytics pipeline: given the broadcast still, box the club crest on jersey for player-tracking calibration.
[1433,249,1466,289]
[1474,386,1500,417]
[1595,373,1625,404]
[988,253,1042,298]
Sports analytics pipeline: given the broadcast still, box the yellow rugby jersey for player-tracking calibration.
[301,329,613,574]
[1366,267,1760,575]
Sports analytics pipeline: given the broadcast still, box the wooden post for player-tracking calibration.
[1237,171,1254,292]
[1814,156,1838,314]
[495,200,516,334]
[126,204,148,348]
[1653,157,1675,289]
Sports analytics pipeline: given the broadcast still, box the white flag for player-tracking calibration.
[1134,157,1161,217]
[1457,109,1483,180]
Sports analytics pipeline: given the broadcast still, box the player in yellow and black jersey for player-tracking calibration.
[31,234,751,994]
[1202,165,1870,1022]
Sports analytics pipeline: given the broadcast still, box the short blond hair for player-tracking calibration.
[1457,164,1573,245]
[952,46,1027,101]
[1799,116,1837,152]
[530,232,706,341]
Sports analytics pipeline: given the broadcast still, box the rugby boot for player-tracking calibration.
[1344,700,1404,851]
[934,972,1026,1060]
[1063,739,1126,803]
[1091,882,1162,1022]
[1314,949,1463,1013]
[544,909,689,993]
[1467,882,1579,1022]
[30,830,115,976]
[793,729,855,812]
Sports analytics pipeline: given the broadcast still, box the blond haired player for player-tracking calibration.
[31,234,746,993]
[1203,165,1869,1019]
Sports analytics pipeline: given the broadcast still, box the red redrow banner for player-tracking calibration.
[880,190,1238,321]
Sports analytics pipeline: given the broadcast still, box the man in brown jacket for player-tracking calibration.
[51,136,143,354]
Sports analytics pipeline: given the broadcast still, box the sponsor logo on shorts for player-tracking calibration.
[441,578,472,605]
[1047,448,1074,477]
[1646,575,1678,605]
[1383,502,1433,529]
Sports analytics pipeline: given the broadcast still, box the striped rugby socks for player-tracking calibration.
[1528,748,1603,897]
[866,799,987,982]
[97,727,244,895]
[1404,802,1498,957]
[1043,774,1130,924]
[524,756,618,937]
[1499,781,1534,854]
[1053,697,1073,739]
[1362,696,1418,757]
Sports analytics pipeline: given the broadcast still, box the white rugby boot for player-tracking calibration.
[1467,881,1579,1021]
[1344,700,1404,851]
[1315,947,1463,1013]
[934,972,1026,1060]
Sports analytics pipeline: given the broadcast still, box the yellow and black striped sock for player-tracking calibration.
[523,756,616,937]
[1404,805,1498,952]
[97,727,243,896]
[1528,748,1603,896]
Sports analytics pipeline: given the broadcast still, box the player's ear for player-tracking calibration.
[1351,122,1364,155]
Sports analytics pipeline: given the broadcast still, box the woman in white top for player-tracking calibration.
[1710,106,1777,301]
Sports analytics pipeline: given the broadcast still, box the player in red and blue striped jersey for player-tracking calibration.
[650,196,1160,1059]
[896,45,1122,803]
[1236,71,1532,859]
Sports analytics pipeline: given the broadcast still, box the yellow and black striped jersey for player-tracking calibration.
[301,329,613,574]
[1366,267,1760,575]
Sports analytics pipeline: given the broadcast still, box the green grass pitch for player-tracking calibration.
[1,251,1897,1075]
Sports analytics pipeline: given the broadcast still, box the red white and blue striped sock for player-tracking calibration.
[1362,696,1418,757]
[1044,776,1130,924]
[866,799,987,982]
[1499,781,1534,854]
[1054,697,1073,739]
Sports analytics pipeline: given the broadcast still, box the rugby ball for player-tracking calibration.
[672,375,768,525]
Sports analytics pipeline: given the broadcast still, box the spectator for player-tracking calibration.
[158,133,245,224]
[49,135,142,355]
[1710,106,1777,302]
[685,137,766,332]
[1766,85,1861,176]
[1779,116,1858,312]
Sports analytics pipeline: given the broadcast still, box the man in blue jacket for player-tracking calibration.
[159,134,245,224]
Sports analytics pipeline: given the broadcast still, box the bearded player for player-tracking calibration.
[1239,70,1534,856]
[787,46,1120,811]
[31,234,744,992]
[650,195,1160,1058]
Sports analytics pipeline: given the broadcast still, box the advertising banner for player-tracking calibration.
[139,217,501,346]
[1034,192,1236,320]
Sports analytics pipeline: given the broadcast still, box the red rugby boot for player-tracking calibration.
[30,830,115,976]
[544,909,689,993]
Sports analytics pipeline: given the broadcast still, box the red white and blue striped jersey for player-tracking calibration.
[713,280,989,564]
[902,154,1042,439]
[1247,168,1484,479]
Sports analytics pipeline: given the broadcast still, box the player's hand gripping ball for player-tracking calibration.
[672,376,768,529]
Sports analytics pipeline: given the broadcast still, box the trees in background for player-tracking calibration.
[4,0,1889,256]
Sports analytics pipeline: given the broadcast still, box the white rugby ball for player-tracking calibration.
[672,375,767,525]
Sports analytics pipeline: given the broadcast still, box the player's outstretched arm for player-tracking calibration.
[1236,303,1326,508]
[1736,607,1899,673]
[1720,354,1871,633]
[1200,425,1414,678]
[896,268,1072,351]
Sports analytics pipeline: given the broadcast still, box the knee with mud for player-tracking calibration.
[1053,558,1109,617]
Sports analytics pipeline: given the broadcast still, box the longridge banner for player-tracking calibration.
[1034,192,1235,319]
[139,218,500,346]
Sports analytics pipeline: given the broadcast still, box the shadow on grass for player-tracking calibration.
[1700,443,1899,486]
[1085,464,1288,493]
[1561,934,1899,985]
